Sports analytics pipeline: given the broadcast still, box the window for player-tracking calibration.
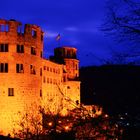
[40,51,42,58]
[17,25,24,34]
[41,34,43,41]
[76,64,78,70]
[57,69,60,74]
[17,45,24,53]
[40,90,42,97]
[47,67,49,71]
[43,76,46,83]
[50,78,52,84]
[53,68,55,73]
[0,63,8,73]
[44,66,46,70]
[32,30,37,37]
[30,65,36,74]
[47,78,49,83]
[40,68,42,76]
[0,24,9,32]
[16,64,24,73]
[31,47,36,55]
[0,44,8,52]
[53,79,57,85]
[8,88,14,96]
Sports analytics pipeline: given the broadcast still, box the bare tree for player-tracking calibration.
[102,0,140,44]
[12,103,43,139]
[12,89,123,140]
[101,0,140,64]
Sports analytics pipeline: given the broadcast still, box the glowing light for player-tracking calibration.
[64,126,69,131]
[105,114,109,118]
[48,122,52,126]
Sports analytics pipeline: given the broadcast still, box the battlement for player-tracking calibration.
[0,19,44,43]
[54,46,77,59]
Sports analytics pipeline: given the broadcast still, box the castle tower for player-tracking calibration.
[50,46,80,110]
[0,19,81,135]
[52,46,79,80]
[0,19,44,135]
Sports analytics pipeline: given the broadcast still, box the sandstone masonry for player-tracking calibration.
[0,19,80,135]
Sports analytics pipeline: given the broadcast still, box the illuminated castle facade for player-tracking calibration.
[0,19,80,135]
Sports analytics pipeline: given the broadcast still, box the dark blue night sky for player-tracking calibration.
[0,0,128,66]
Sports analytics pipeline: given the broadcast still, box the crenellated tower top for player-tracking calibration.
[0,19,44,48]
[50,46,79,80]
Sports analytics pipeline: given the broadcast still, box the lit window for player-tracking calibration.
[17,45,24,53]
[30,65,36,74]
[31,47,36,55]
[16,64,24,73]
[0,44,8,52]
[0,63,8,73]
[8,88,14,96]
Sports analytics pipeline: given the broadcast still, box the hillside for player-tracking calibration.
[80,65,140,116]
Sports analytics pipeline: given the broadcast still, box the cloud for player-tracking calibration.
[64,27,78,32]
[0,0,113,66]
[44,31,58,38]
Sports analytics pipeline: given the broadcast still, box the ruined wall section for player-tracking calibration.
[0,19,43,135]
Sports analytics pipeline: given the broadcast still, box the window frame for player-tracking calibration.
[17,44,24,53]
[31,47,36,55]
[8,88,14,96]
[0,63,8,73]
[30,65,36,75]
[16,64,24,73]
[0,44,8,52]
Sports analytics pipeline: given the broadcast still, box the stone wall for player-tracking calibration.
[0,19,80,136]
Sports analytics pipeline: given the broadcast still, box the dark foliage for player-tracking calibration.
[80,65,140,139]
[0,135,19,140]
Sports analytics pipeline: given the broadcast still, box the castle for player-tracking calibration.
[0,19,80,135]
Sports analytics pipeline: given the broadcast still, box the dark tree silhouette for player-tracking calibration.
[102,0,140,44]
